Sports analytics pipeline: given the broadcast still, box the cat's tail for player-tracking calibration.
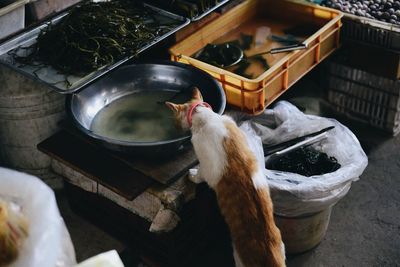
[255,187,286,267]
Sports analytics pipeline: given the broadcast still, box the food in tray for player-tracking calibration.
[0,200,29,266]
[11,0,179,77]
[194,31,307,79]
[194,33,270,78]
[194,43,242,68]
[322,0,400,25]
[145,0,225,19]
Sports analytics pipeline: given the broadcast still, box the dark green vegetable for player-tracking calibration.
[266,147,341,177]
[195,43,241,68]
[252,55,270,69]
[13,0,177,76]
[231,60,251,78]
[240,33,253,50]
[194,32,270,78]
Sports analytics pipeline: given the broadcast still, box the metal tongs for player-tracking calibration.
[264,126,335,158]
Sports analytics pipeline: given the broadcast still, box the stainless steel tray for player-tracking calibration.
[144,0,231,21]
[191,0,231,21]
[0,4,190,93]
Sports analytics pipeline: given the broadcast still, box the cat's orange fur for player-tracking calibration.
[166,88,285,267]
[217,121,285,267]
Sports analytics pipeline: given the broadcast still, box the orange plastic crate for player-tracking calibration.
[170,0,343,114]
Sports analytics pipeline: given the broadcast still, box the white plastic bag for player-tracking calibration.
[0,167,76,267]
[239,101,368,217]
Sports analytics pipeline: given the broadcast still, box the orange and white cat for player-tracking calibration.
[166,88,286,267]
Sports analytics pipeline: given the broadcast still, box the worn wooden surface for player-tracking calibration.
[65,182,234,267]
[118,148,198,185]
[38,125,199,199]
[38,130,154,200]
[61,121,198,185]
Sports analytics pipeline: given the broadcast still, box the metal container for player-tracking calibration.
[27,0,81,22]
[0,0,29,41]
[326,60,400,136]
[66,61,226,157]
[144,0,230,21]
[0,4,190,93]
[190,0,230,21]
[0,65,65,188]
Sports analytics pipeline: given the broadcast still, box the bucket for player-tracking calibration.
[0,66,65,186]
[274,207,332,254]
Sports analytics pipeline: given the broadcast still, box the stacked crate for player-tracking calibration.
[326,61,400,135]
[325,14,400,135]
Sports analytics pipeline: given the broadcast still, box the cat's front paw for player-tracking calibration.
[188,168,203,184]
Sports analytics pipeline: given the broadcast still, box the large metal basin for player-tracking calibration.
[66,61,226,157]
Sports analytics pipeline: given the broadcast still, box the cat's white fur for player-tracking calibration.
[189,106,230,188]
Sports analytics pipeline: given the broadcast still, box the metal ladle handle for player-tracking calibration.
[208,43,308,68]
[249,43,307,58]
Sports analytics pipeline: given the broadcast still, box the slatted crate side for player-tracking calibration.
[327,62,400,96]
[328,71,400,112]
[326,62,400,135]
[341,16,400,51]
[328,89,395,126]
[328,75,400,112]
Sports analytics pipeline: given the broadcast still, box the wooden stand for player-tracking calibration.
[65,182,233,267]
[38,129,234,266]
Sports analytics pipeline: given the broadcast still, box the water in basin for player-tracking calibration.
[90,90,190,142]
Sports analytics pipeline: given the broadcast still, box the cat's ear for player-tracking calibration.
[192,87,203,101]
[165,102,180,113]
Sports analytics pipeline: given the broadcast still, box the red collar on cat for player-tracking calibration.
[187,101,212,127]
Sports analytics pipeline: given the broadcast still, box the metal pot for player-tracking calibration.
[66,61,226,158]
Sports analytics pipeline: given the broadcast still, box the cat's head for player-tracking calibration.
[165,87,204,130]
